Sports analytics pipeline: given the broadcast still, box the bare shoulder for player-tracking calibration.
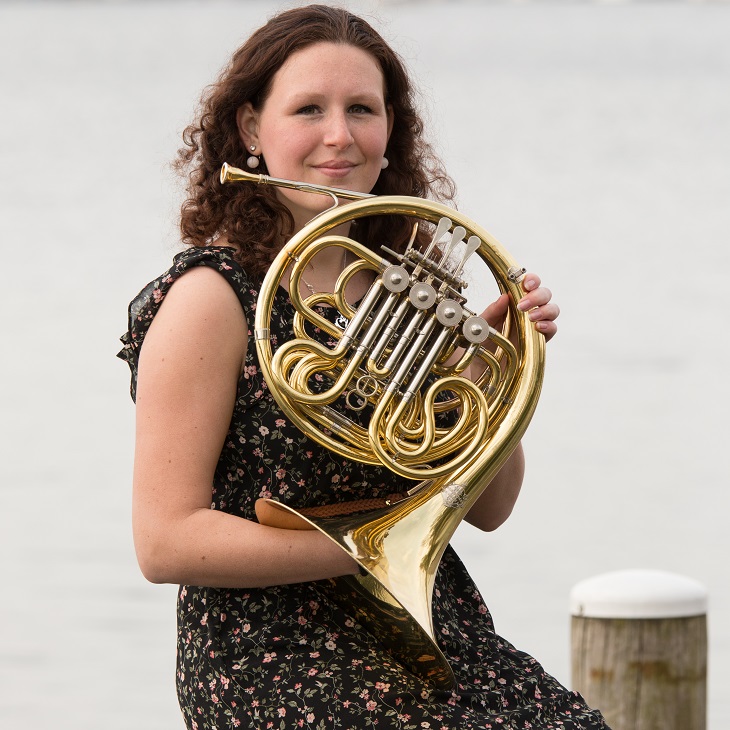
[161,264,245,317]
[141,265,248,377]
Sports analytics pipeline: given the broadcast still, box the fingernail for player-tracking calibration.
[536,321,548,331]
[517,299,529,311]
[528,309,541,321]
[524,278,537,290]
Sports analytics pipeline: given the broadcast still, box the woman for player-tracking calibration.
[119,5,608,729]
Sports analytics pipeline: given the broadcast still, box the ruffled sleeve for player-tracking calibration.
[117,246,255,402]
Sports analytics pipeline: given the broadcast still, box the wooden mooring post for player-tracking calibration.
[570,570,707,730]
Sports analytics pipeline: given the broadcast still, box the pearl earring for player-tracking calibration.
[247,145,260,169]
[381,156,389,170]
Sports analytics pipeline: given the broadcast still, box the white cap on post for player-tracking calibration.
[570,570,708,619]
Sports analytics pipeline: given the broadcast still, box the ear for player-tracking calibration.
[386,104,395,142]
[236,102,260,152]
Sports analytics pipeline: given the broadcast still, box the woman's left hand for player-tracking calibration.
[481,272,560,342]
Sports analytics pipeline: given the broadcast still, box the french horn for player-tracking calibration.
[220,163,545,690]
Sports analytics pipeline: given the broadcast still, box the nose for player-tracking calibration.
[323,110,354,149]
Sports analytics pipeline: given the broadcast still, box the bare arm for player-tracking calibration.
[462,273,558,531]
[132,266,359,587]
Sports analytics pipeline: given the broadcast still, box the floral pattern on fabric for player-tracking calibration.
[119,246,609,730]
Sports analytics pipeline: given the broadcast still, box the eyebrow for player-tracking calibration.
[285,90,386,106]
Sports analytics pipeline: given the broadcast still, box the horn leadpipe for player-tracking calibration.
[220,162,374,202]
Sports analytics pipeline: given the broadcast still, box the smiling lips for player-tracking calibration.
[313,160,358,178]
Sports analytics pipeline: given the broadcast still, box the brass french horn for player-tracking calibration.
[220,163,545,690]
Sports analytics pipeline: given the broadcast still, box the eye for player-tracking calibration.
[296,104,320,115]
[349,104,373,114]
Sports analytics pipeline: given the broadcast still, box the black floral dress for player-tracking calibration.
[119,246,609,730]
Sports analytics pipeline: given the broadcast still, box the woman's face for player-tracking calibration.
[239,42,393,232]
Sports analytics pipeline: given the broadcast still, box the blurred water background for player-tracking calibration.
[1,0,728,727]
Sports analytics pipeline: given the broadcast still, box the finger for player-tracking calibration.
[518,286,552,312]
[481,293,509,328]
[526,302,560,323]
[521,273,541,293]
[535,319,558,342]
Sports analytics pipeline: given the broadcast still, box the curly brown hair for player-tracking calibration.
[175,4,456,282]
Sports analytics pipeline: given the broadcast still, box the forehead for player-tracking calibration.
[269,41,386,98]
